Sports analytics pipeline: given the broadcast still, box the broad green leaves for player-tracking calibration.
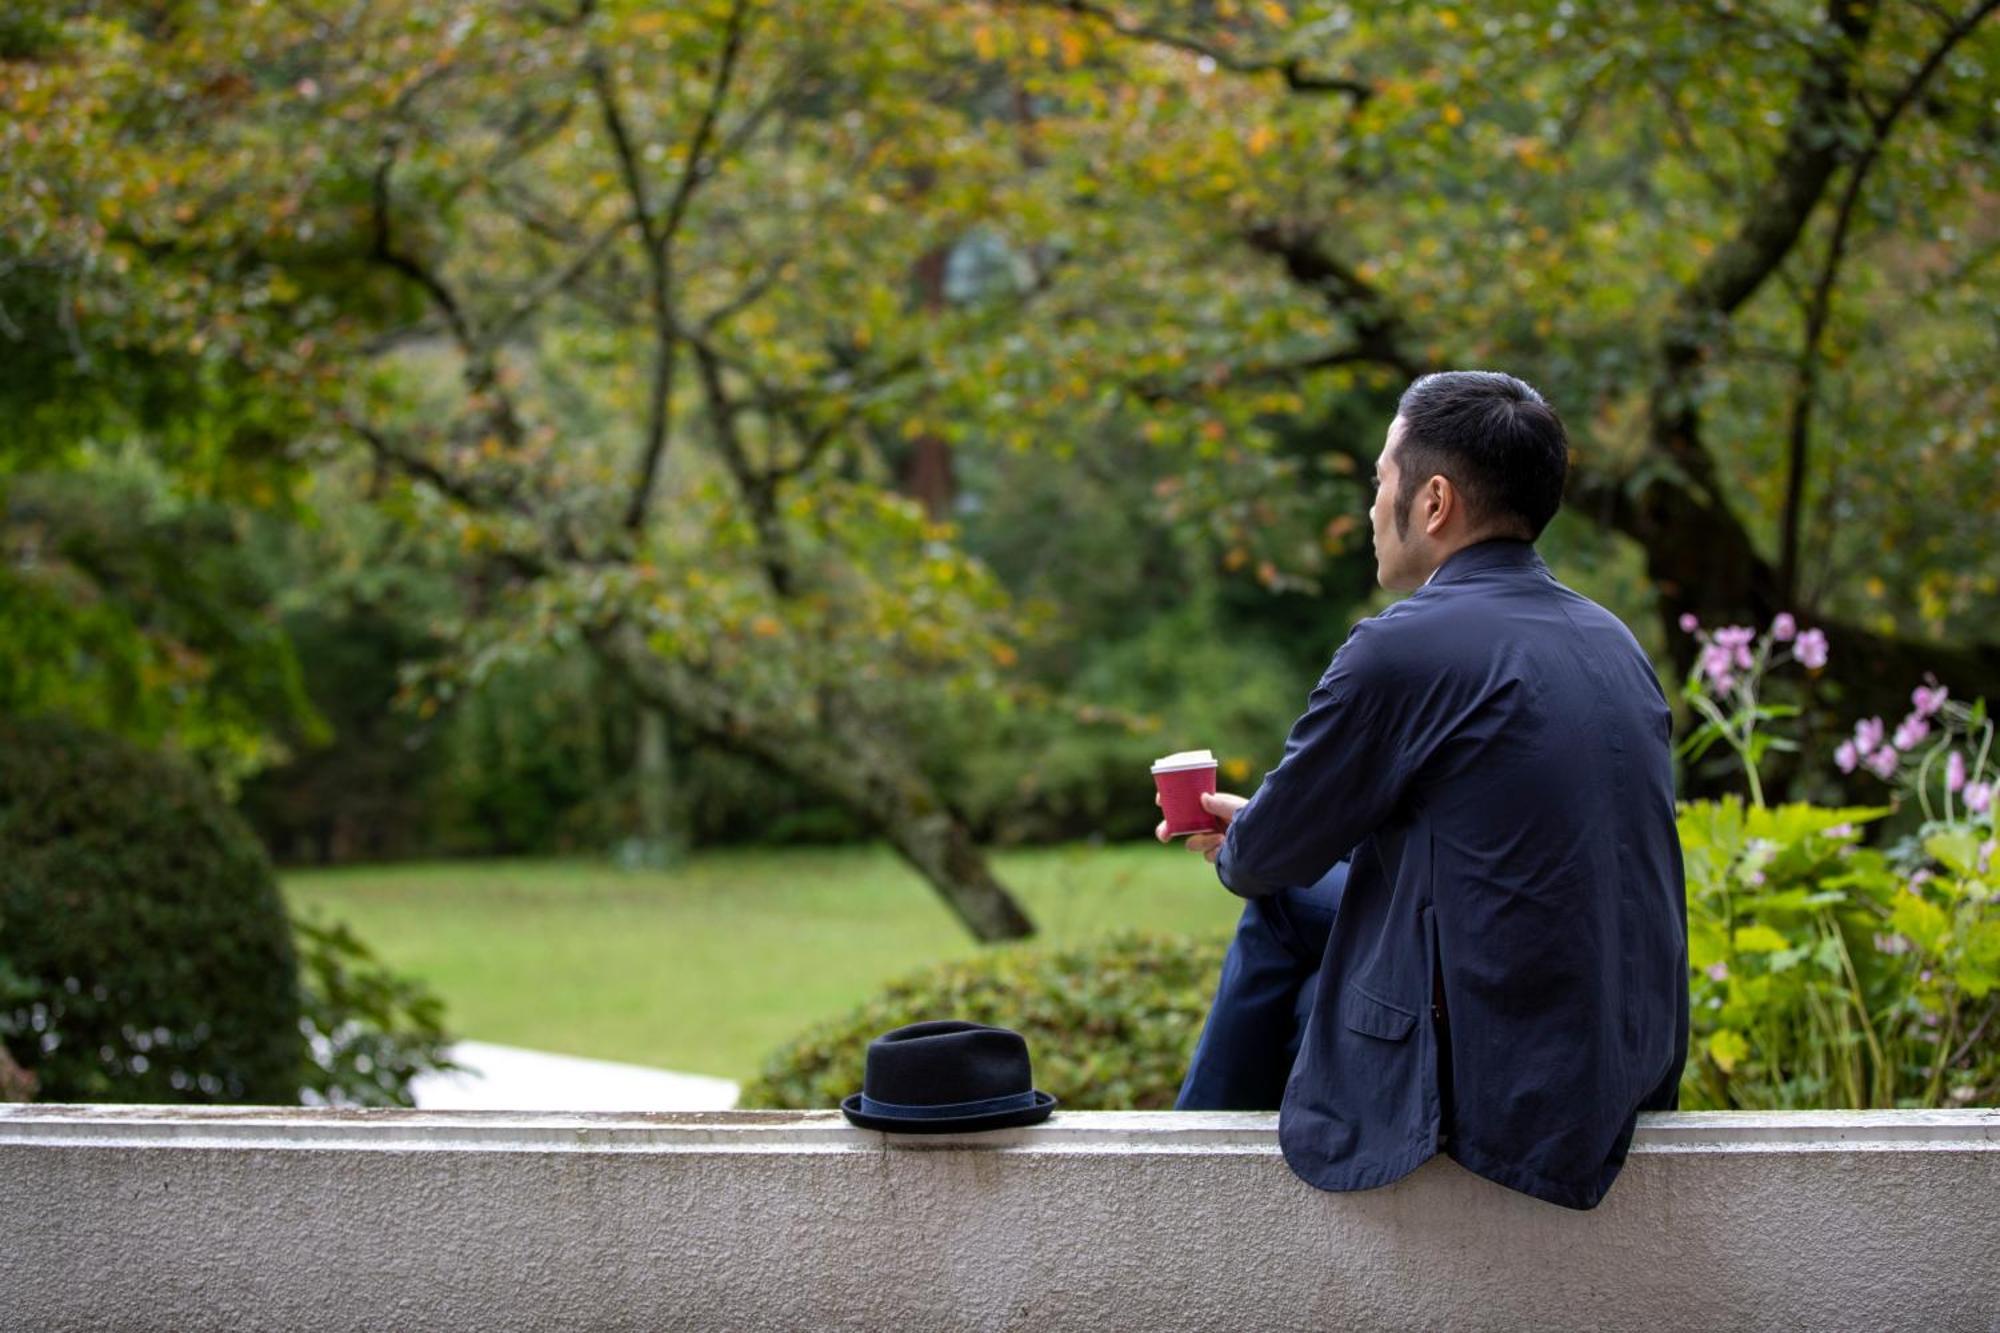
[1680,794,1998,1108]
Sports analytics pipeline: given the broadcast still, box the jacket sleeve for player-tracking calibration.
[1216,617,1421,899]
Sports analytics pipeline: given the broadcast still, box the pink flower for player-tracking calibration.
[1678,613,1700,634]
[1873,933,1911,956]
[1911,683,1949,718]
[1699,643,1738,693]
[1854,717,1886,754]
[1793,628,1829,669]
[1866,746,1899,780]
[1714,625,1757,670]
[1966,782,1994,814]
[1771,613,1797,641]
[1835,741,1859,774]
[1706,962,1728,982]
[1892,714,1931,751]
[1824,823,1854,840]
[1946,751,1966,795]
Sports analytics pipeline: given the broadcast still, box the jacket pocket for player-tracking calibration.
[1339,984,1417,1042]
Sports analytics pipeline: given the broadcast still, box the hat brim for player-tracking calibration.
[839,1090,1057,1134]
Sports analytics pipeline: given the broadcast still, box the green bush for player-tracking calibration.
[1681,797,2000,1109]
[294,915,457,1108]
[741,931,1228,1111]
[0,714,303,1102]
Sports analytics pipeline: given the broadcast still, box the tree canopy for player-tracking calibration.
[4,0,1996,934]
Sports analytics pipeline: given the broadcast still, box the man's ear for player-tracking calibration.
[1424,476,1454,536]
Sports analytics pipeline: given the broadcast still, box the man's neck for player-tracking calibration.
[1418,535,1478,587]
[1420,532,1531,587]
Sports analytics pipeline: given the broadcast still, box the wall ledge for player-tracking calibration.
[5,1104,1999,1156]
[7,1106,1998,1331]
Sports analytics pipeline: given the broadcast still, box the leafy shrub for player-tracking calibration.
[1681,797,1999,1109]
[0,714,304,1102]
[742,931,1228,1110]
[0,714,456,1106]
[1674,615,2000,1109]
[294,915,456,1108]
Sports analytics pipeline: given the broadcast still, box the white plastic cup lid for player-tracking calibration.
[1151,748,1218,774]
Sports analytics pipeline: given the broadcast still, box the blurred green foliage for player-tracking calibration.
[1681,798,2000,1110]
[0,713,453,1105]
[294,915,456,1108]
[0,713,303,1102]
[741,931,1227,1111]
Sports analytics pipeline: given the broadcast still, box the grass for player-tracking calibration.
[283,841,1241,1079]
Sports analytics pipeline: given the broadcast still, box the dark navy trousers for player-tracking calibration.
[1175,860,1349,1111]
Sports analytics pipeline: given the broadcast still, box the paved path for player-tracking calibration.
[410,1041,739,1112]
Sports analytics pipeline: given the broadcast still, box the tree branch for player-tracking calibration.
[1241,222,1431,380]
[1615,0,1882,631]
[658,0,757,251]
[369,139,525,448]
[343,416,529,522]
[674,316,917,482]
[487,209,636,347]
[1779,0,1996,602]
[1124,341,1401,405]
[689,338,794,595]
[591,0,757,537]
[1005,0,1372,100]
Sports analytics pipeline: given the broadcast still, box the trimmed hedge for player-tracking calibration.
[0,714,304,1102]
[741,931,1229,1111]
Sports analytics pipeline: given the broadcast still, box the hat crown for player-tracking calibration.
[861,1020,1033,1107]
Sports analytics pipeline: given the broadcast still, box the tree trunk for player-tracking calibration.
[1569,461,2000,747]
[899,245,958,523]
[1237,0,2000,731]
[628,703,685,868]
[594,623,1035,942]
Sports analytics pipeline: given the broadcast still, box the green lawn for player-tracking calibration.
[284,842,1240,1079]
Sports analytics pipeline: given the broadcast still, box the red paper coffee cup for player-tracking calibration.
[1153,750,1222,837]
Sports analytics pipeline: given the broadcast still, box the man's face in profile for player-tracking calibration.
[1370,417,1426,592]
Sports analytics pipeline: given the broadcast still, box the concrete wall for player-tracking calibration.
[4,1106,1998,1332]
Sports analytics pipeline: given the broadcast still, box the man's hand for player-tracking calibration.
[1156,791,1249,864]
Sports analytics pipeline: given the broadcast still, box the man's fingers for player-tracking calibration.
[1155,819,1171,844]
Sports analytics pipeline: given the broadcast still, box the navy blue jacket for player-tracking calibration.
[1217,539,1688,1210]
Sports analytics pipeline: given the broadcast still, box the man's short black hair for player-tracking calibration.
[1392,371,1569,541]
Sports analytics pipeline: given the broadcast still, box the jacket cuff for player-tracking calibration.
[1215,830,1278,899]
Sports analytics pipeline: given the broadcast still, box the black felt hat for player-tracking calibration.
[840,1020,1057,1133]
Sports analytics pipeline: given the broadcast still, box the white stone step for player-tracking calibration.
[409,1041,739,1112]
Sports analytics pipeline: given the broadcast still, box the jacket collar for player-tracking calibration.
[1423,538,1548,589]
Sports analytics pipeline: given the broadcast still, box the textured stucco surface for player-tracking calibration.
[3,1107,1997,1332]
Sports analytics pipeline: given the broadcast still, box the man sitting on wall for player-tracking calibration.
[1165,370,1688,1211]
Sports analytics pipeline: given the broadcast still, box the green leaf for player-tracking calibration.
[1925,830,1983,879]
[1706,1029,1750,1074]
[1733,924,1792,953]
[1766,945,1809,973]
[1687,920,1729,970]
[1889,895,1951,953]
